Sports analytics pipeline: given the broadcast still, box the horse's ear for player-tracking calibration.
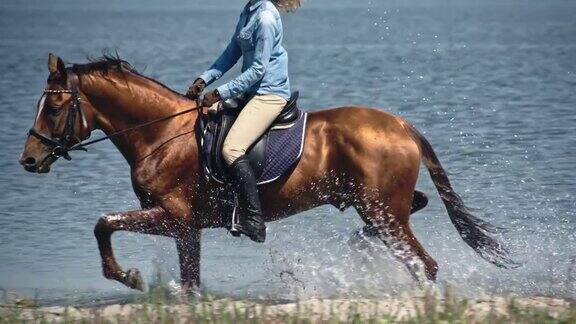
[48,53,59,73]
[47,53,66,77]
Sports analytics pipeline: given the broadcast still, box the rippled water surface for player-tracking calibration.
[0,0,575,305]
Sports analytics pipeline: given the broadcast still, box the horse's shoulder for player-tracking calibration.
[130,135,197,186]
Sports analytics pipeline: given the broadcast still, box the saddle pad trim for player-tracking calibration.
[270,122,296,130]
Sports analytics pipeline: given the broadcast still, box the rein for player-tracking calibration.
[69,104,201,152]
[29,69,202,161]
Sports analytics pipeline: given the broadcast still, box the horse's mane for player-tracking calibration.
[71,53,187,99]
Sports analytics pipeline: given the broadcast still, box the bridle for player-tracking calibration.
[28,70,88,161]
[28,68,203,162]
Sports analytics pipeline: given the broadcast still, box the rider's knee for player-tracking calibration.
[222,142,244,166]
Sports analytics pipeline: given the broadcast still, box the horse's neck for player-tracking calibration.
[80,71,197,166]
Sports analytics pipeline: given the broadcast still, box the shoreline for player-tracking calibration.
[1,294,574,323]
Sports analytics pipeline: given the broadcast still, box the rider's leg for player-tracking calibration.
[222,94,287,242]
[222,94,287,164]
[229,156,266,242]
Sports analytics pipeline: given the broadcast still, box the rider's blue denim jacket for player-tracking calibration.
[199,0,291,101]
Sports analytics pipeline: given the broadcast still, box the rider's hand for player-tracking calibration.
[202,89,221,108]
[186,78,206,99]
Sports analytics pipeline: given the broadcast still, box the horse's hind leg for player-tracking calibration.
[360,190,428,235]
[94,207,184,290]
[411,191,428,214]
[355,194,438,282]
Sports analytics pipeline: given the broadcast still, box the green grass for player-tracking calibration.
[1,287,576,324]
[1,302,576,323]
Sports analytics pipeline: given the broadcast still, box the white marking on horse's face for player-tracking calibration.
[34,94,47,124]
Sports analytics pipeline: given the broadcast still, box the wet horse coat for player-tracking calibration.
[19,55,515,292]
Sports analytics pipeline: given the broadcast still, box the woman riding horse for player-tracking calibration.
[19,0,516,292]
[186,0,301,243]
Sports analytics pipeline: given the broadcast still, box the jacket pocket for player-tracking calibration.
[238,21,256,49]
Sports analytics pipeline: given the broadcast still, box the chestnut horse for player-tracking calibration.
[19,54,515,292]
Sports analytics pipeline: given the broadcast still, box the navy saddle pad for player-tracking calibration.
[199,91,307,185]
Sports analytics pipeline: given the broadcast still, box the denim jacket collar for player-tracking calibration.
[248,0,265,12]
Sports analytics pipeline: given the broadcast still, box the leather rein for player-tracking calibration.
[28,69,202,162]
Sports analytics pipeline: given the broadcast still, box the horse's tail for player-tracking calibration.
[403,122,519,269]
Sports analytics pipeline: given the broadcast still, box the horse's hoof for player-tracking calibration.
[180,283,202,299]
[125,268,145,291]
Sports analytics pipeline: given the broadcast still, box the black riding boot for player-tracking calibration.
[229,155,266,243]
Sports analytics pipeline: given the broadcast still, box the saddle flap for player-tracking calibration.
[200,92,306,185]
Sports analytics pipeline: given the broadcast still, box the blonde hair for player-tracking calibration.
[272,0,301,12]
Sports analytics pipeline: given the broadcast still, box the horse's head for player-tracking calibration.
[19,54,93,173]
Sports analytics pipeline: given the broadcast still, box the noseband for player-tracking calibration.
[28,69,88,161]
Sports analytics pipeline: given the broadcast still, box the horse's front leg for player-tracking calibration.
[93,207,182,290]
[176,230,201,293]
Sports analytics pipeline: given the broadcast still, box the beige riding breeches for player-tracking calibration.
[222,94,287,165]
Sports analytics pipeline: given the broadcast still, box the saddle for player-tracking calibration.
[199,91,307,185]
[198,92,307,235]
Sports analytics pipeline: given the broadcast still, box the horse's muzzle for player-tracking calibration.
[19,155,51,173]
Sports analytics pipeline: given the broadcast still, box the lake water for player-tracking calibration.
[0,0,575,305]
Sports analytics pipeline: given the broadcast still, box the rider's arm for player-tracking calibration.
[216,11,276,101]
[199,34,242,86]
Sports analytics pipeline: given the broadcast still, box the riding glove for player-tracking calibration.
[186,78,206,99]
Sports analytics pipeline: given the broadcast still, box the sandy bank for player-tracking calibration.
[1,295,574,323]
